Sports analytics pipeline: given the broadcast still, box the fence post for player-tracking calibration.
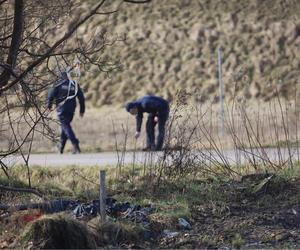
[99,170,106,222]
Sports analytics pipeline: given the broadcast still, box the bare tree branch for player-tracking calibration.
[0,0,24,88]
[0,184,46,199]
[0,34,12,41]
[0,0,109,93]
[124,0,151,3]
[0,0,7,6]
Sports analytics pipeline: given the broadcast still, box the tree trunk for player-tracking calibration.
[0,0,24,88]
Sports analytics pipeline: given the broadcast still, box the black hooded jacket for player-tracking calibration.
[126,95,169,132]
[47,78,85,115]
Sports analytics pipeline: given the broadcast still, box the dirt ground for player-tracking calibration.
[159,174,300,249]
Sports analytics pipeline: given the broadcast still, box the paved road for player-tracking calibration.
[4,151,159,167]
[3,147,300,167]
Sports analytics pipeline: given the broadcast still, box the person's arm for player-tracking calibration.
[77,86,85,116]
[136,111,143,132]
[47,85,58,110]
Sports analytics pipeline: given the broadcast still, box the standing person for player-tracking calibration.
[126,95,169,151]
[47,71,85,154]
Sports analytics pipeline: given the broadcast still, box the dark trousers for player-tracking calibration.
[58,112,79,147]
[146,111,169,150]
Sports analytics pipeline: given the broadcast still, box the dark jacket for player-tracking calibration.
[126,95,169,132]
[47,79,85,115]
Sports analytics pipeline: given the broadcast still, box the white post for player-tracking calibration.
[99,170,106,222]
[218,47,225,137]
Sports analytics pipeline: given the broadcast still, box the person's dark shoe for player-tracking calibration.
[72,143,81,154]
[142,145,156,151]
[57,142,65,154]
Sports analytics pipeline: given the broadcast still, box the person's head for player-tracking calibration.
[126,102,138,115]
[59,71,69,80]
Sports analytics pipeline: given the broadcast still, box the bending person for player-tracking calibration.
[126,95,169,151]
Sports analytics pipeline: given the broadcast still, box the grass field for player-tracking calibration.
[1,96,299,155]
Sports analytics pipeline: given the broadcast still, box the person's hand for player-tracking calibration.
[80,112,84,118]
[135,131,140,139]
[154,116,159,123]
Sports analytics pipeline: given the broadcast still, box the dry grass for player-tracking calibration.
[76,0,300,107]
[17,214,96,249]
[88,218,145,247]
[0,97,296,153]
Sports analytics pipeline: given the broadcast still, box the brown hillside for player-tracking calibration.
[78,0,300,107]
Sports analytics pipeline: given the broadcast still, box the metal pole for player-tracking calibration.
[218,47,225,137]
[99,170,106,222]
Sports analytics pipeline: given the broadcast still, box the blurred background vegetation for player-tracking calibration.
[79,0,300,107]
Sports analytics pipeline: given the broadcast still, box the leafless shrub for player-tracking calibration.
[112,118,130,181]
[113,83,300,190]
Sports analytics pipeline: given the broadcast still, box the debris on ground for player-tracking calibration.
[178,218,192,230]
[0,198,156,249]
[162,229,180,238]
[0,197,153,227]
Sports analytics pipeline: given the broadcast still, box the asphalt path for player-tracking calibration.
[3,147,300,167]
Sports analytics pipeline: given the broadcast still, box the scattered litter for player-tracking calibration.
[0,199,77,213]
[252,175,273,194]
[163,229,179,238]
[245,241,262,248]
[0,198,153,228]
[178,218,192,230]
[218,247,230,250]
